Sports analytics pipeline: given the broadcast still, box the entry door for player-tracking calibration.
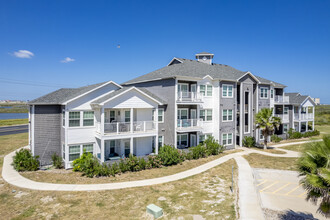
[124,141,130,157]
[190,109,197,119]
[190,134,197,147]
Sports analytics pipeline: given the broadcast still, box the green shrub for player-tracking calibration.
[119,159,129,173]
[138,158,147,170]
[288,128,303,139]
[125,154,141,172]
[72,153,109,178]
[190,144,207,159]
[242,136,256,148]
[157,145,183,166]
[12,148,39,171]
[111,163,120,176]
[51,153,63,169]
[204,136,224,155]
[271,134,282,143]
[184,151,193,160]
[146,155,162,168]
[303,130,320,138]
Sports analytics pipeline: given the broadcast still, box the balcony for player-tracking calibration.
[294,113,314,121]
[177,119,203,132]
[275,95,290,103]
[275,114,289,123]
[177,92,203,103]
[104,121,156,134]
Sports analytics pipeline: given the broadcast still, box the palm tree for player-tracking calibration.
[298,135,330,217]
[255,108,281,150]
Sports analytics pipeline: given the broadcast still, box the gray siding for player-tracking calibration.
[34,105,62,166]
[125,79,176,146]
[219,81,236,149]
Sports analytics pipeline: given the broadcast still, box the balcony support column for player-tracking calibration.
[130,137,133,156]
[101,107,104,136]
[130,108,133,133]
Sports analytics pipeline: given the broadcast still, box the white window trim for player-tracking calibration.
[259,130,264,140]
[283,124,288,133]
[222,133,233,146]
[83,111,95,127]
[222,109,234,122]
[158,136,164,147]
[270,89,274,99]
[260,87,269,99]
[222,84,234,98]
[177,133,188,147]
[199,84,206,96]
[206,84,213,97]
[158,108,164,123]
[199,133,212,143]
[200,109,213,122]
[68,143,95,162]
[62,109,65,127]
[68,111,81,128]
[178,83,189,92]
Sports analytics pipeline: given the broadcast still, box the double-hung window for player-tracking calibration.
[177,134,188,147]
[158,109,164,122]
[69,112,80,127]
[284,107,289,115]
[222,85,233,97]
[222,133,233,146]
[271,89,274,99]
[62,110,65,126]
[206,85,213,96]
[200,109,212,121]
[69,145,80,161]
[83,111,94,126]
[200,85,206,96]
[222,109,233,121]
[83,144,93,154]
[125,110,130,122]
[283,124,288,133]
[158,136,164,147]
[110,110,116,122]
[110,140,116,154]
[199,134,211,144]
[260,87,268,99]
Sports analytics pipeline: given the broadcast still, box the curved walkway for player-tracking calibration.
[2,140,318,192]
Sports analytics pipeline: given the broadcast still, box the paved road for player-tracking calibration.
[254,168,325,220]
[0,124,28,136]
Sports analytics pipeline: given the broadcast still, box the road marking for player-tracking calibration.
[285,184,302,195]
[260,181,279,192]
[271,182,292,194]
[298,191,307,198]
[257,179,268,186]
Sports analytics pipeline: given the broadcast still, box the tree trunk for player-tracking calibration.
[264,135,268,150]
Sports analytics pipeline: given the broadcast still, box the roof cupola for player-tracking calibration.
[195,52,214,64]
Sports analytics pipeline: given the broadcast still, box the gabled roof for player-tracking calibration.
[91,87,166,105]
[286,93,314,105]
[122,57,285,87]
[28,81,121,105]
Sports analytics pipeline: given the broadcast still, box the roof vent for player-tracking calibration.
[195,52,214,65]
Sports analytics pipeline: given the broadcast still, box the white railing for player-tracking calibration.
[104,121,156,134]
[294,113,314,120]
[177,92,203,102]
[275,114,289,122]
[177,119,203,130]
[275,95,290,103]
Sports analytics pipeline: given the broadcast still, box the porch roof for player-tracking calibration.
[91,86,166,105]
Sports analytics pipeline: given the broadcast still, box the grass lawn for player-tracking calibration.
[315,125,330,135]
[243,153,298,171]
[0,133,238,219]
[0,119,29,127]
[250,147,286,154]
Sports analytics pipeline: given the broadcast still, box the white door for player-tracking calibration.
[190,134,197,147]
[190,109,197,119]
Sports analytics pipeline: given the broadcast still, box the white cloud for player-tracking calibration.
[12,50,34,58]
[61,57,75,63]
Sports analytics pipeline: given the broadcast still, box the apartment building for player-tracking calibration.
[28,52,316,168]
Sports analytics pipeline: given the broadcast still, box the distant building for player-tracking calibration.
[312,98,320,105]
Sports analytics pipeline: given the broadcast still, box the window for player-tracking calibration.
[222,109,233,121]
[83,144,93,154]
[62,110,65,126]
[110,111,116,122]
[284,107,289,115]
[177,109,188,120]
[200,109,212,121]
[83,111,94,126]
[206,85,213,96]
[222,85,233,97]
[222,133,233,146]
[62,144,65,159]
[260,87,268,99]
[178,83,188,93]
[110,140,115,154]
[200,85,206,96]
[69,112,80,127]
[69,145,80,161]
[271,89,274,99]
[177,134,188,147]
[158,136,164,147]
[283,124,288,133]
[125,110,130,122]
[199,134,211,144]
[260,131,264,140]
[158,109,164,122]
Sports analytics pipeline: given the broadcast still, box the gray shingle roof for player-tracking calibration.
[92,87,166,105]
[286,93,311,105]
[123,58,285,87]
[28,81,108,105]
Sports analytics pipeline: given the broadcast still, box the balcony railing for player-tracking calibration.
[104,121,156,134]
[275,95,290,103]
[294,113,314,120]
[275,114,289,122]
[177,119,203,130]
[177,92,203,102]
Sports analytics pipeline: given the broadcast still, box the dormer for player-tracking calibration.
[195,52,214,65]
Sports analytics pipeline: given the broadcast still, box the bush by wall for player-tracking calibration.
[51,153,63,169]
[157,145,183,166]
[242,136,256,148]
[271,134,283,143]
[190,144,207,159]
[12,148,39,171]
[204,136,224,155]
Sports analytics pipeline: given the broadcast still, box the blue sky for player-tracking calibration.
[1,0,329,103]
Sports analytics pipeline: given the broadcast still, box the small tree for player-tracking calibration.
[255,108,281,150]
[298,135,330,217]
